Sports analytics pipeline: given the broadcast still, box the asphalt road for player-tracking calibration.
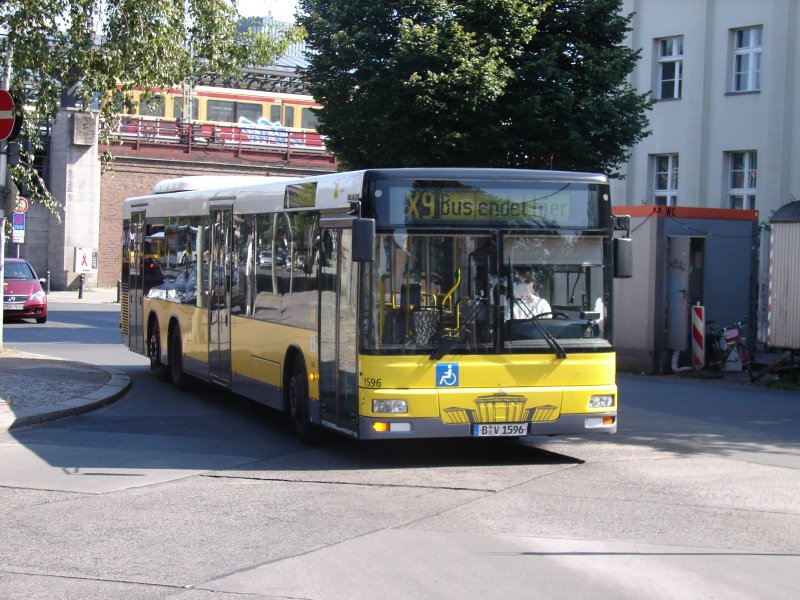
[0,302,798,599]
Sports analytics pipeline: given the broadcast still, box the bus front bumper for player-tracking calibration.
[357,412,617,440]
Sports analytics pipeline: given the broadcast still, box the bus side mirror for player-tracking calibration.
[613,237,633,278]
[352,218,375,262]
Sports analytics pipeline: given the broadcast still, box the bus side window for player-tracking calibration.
[280,212,318,330]
[254,214,280,321]
[232,215,254,316]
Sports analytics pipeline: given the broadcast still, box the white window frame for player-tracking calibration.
[732,26,762,92]
[656,36,683,100]
[727,151,757,210]
[652,154,679,206]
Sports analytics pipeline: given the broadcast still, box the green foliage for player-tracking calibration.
[298,0,650,173]
[0,0,301,214]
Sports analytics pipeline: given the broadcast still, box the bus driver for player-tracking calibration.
[511,268,551,319]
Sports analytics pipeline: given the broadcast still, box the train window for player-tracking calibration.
[172,97,199,121]
[139,96,165,117]
[237,102,262,122]
[270,104,282,124]
[209,100,262,124]
[269,104,294,126]
[208,100,235,122]
[301,108,319,130]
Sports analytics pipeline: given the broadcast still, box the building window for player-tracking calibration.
[657,36,683,100]
[652,154,679,206]
[727,151,757,209]
[732,26,762,92]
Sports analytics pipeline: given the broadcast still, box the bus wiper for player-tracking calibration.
[430,297,487,361]
[512,298,568,359]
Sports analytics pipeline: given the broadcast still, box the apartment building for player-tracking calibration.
[613,0,799,220]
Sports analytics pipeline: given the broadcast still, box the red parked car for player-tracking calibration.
[2,258,48,323]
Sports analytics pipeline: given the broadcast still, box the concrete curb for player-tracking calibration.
[0,367,131,431]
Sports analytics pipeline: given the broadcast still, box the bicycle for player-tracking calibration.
[706,319,754,381]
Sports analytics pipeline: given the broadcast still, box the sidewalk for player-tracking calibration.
[45,286,120,304]
[0,287,130,431]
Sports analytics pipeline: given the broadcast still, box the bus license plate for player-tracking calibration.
[472,423,528,437]
[4,303,24,311]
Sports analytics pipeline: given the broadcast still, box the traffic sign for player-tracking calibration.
[0,90,14,141]
[11,212,25,244]
[14,196,29,214]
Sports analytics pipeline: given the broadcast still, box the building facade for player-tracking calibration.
[613,0,799,221]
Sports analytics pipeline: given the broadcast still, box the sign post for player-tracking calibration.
[1,46,14,352]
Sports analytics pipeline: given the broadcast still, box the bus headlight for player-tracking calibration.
[372,399,408,414]
[588,395,615,409]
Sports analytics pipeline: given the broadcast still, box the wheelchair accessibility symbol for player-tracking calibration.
[436,363,459,387]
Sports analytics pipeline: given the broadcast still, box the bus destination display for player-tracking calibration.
[376,180,598,228]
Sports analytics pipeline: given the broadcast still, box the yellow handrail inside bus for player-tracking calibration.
[378,275,385,339]
[440,268,461,314]
[389,290,437,310]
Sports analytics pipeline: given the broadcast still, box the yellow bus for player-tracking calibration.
[121,169,631,440]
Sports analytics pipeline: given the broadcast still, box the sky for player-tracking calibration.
[237,0,299,23]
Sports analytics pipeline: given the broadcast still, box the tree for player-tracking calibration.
[500,0,651,174]
[0,1,301,215]
[298,0,650,174]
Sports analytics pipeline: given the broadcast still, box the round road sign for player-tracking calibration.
[14,196,29,214]
[0,90,15,141]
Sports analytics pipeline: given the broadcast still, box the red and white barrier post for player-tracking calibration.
[692,304,705,369]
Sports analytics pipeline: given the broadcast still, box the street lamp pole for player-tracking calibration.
[1,41,13,351]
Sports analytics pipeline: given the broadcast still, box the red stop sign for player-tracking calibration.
[0,90,15,141]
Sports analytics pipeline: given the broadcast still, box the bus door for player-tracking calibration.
[128,210,146,355]
[209,206,233,385]
[318,227,358,435]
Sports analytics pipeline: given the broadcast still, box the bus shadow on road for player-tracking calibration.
[191,385,586,470]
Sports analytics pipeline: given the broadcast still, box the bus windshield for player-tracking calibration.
[360,231,613,355]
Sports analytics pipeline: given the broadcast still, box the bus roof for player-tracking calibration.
[361,168,609,185]
[152,175,297,194]
[124,168,610,219]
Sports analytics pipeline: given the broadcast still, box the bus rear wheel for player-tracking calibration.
[148,323,169,381]
[288,361,316,443]
[169,326,190,391]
